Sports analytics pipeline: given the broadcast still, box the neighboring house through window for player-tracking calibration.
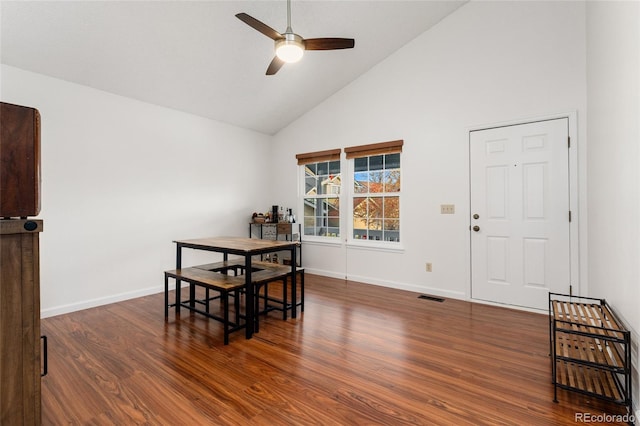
[296,149,342,239]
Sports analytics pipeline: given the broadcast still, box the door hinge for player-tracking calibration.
[569,211,572,222]
[568,136,571,148]
[569,284,573,296]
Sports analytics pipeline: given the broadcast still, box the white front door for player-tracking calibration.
[470,118,571,310]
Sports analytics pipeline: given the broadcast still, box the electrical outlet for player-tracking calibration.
[425,262,432,272]
[440,204,455,214]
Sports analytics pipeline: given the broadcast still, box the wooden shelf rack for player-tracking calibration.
[549,293,633,421]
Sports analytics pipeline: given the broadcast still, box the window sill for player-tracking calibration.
[302,237,343,247]
[346,241,405,253]
[302,237,405,253]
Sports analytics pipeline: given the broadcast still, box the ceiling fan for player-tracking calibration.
[236,0,355,75]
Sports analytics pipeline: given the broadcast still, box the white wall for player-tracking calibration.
[272,1,588,299]
[586,0,639,412]
[1,65,272,317]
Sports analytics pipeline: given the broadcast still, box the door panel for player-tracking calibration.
[470,118,570,310]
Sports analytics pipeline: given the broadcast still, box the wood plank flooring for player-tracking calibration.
[40,274,628,425]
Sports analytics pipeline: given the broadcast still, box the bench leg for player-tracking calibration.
[234,289,240,325]
[282,277,288,321]
[223,291,229,345]
[175,278,181,315]
[300,270,305,312]
[262,282,268,314]
[254,286,259,333]
[164,273,169,318]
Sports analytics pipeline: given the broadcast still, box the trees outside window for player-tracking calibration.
[352,153,400,242]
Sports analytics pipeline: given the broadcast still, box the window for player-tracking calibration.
[296,149,342,239]
[346,140,402,243]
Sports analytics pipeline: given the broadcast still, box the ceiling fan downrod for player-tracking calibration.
[286,0,293,33]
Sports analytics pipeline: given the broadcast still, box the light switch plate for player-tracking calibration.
[440,204,455,214]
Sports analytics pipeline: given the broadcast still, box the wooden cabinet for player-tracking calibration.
[1,219,44,425]
[549,293,632,418]
[0,102,41,218]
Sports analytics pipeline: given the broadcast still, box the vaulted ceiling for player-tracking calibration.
[1,1,466,135]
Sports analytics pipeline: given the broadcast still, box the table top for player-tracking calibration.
[174,236,297,255]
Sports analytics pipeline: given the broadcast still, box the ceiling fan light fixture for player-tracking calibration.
[275,33,304,63]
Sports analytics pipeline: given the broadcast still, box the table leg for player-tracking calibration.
[245,255,254,339]
[176,244,182,314]
[291,245,297,318]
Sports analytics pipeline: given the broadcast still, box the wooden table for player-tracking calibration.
[173,236,298,339]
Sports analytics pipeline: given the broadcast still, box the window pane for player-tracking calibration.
[303,212,316,235]
[305,176,317,195]
[325,175,341,195]
[327,197,340,216]
[383,196,399,219]
[321,176,341,195]
[384,170,401,192]
[353,172,368,193]
[353,215,367,239]
[383,219,400,231]
[304,198,316,213]
[383,219,400,242]
[367,217,383,231]
[369,171,384,193]
[353,197,367,219]
[369,155,383,170]
[354,157,368,172]
[367,197,383,220]
[329,160,341,175]
[305,163,316,175]
[317,177,328,195]
[385,153,400,169]
[317,162,328,176]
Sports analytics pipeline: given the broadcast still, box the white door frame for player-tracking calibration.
[466,111,581,308]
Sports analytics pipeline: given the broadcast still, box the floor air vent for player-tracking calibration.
[418,295,445,302]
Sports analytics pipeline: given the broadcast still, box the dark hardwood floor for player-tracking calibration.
[41,274,628,425]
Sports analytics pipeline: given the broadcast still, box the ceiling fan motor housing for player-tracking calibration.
[275,33,305,63]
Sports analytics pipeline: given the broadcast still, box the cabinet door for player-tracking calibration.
[0,102,41,217]
[0,220,42,425]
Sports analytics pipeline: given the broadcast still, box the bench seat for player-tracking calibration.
[164,267,246,344]
[251,262,305,325]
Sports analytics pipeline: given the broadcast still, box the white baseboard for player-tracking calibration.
[41,285,164,318]
[303,267,465,300]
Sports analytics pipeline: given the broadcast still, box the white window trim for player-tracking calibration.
[298,159,344,244]
[297,151,404,252]
[345,153,403,250]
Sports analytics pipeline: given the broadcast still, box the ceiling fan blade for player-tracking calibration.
[266,56,285,75]
[236,13,283,40]
[304,38,355,50]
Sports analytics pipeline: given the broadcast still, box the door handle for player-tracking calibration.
[41,335,48,377]
[473,226,480,232]
[473,214,479,220]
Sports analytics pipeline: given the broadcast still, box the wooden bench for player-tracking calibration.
[164,267,246,345]
[251,262,305,327]
[192,260,305,324]
[192,260,249,307]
